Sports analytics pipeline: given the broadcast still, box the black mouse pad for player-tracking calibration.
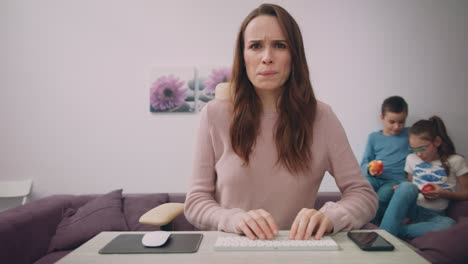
[98,233,203,254]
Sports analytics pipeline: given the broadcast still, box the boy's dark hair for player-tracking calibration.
[381,96,408,116]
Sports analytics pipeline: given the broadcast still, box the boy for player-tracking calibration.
[361,96,409,224]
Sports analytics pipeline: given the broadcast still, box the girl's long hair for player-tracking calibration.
[230,4,317,174]
[409,116,456,174]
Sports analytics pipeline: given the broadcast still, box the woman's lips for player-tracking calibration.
[258,71,277,76]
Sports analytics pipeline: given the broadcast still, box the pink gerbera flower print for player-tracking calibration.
[204,67,231,96]
[150,75,187,111]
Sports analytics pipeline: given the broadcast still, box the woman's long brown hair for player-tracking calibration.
[230,4,317,174]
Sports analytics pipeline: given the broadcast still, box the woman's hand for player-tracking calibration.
[289,208,333,240]
[235,209,279,240]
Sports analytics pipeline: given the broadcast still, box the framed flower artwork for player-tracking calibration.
[193,66,231,112]
[149,67,195,113]
[149,66,231,113]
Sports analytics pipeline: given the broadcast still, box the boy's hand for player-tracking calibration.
[367,160,384,176]
[392,184,399,190]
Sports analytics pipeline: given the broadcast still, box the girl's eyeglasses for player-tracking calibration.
[409,145,429,153]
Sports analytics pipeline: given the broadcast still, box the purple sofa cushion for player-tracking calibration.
[48,189,128,252]
[123,193,169,231]
[447,200,468,222]
[314,192,341,209]
[33,250,71,264]
[0,195,77,264]
[411,218,468,264]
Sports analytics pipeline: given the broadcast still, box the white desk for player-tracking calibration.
[57,229,429,264]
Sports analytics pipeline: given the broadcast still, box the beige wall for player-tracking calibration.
[1,0,467,200]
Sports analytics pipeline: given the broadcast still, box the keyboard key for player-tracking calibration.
[214,235,339,251]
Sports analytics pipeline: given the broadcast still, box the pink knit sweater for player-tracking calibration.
[185,99,377,234]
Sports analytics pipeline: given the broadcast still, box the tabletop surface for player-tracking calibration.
[57,229,429,264]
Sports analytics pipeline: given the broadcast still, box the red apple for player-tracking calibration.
[368,160,384,176]
[421,184,435,193]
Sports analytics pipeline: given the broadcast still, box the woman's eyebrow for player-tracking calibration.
[246,39,287,42]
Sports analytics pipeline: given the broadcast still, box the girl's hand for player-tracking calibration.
[289,208,333,240]
[235,209,279,240]
[393,184,399,190]
[422,183,446,200]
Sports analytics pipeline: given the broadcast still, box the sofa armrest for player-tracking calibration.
[139,203,184,226]
[0,195,74,264]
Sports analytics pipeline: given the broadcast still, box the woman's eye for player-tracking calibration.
[275,43,287,49]
[249,43,261,49]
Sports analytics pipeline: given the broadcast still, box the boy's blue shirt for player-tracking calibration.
[360,127,410,182]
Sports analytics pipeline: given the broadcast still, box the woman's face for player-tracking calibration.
[243,15,291,93]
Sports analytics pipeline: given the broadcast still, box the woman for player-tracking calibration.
[185,3,377,240]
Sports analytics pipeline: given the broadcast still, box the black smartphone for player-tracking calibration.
[347,231,395,251]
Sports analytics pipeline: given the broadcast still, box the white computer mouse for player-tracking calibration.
[141,231,171,247]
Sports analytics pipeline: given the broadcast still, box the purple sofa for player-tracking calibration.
[0,190,467,264]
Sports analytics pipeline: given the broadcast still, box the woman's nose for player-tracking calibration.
[262,48,273,64]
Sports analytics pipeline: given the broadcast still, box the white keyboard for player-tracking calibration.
[214,235,339,251]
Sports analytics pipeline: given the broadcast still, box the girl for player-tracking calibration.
[380,116,468,239]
